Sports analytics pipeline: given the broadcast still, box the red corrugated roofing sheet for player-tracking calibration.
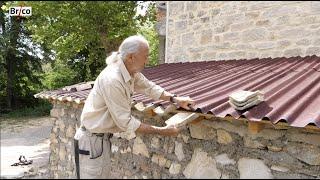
[136,55,320,128]
[35,55,320,128]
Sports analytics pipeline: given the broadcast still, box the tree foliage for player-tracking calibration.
[138,2,159,67]
[1,1,44,111]
[0,1,159,112]
[24,1,153,84]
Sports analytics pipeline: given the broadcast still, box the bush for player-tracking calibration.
[0,100,52,119]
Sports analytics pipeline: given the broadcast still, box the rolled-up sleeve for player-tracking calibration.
[134,73,165,100]
[101,79,141,132]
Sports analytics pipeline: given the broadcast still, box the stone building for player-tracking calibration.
[160,1,320,63]
[36,1,320,179]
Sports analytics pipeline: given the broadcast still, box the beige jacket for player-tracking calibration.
[80,56,164,134]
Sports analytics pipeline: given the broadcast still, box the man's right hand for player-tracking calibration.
[136,123,185,137]
[158,125,184,137]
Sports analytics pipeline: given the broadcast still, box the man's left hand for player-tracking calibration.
[174,96,196,110]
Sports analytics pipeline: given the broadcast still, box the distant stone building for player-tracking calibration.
[159,1,320,63]
[155,1,167,64]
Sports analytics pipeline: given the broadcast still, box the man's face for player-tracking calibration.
[131,44,149,73]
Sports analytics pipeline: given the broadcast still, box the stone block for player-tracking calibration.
[133,137,149,158]
[169,2,184,16]
[50,133,58,144]
[296,39,311,46]
[66,125,75,138]
[283,48,303,57]
[215,153,236,166]
[228,51,246,60]
[200,29,212,45]
[169,163,181,175]
[286,130,320,146]
[245,11,260,18]
[267,145,283,152]
[181,33,195,46]
[285,142,320,165]
[242,28,268,42]
[186,1,198,11]
[278,28,309,39]
[178,134,189,143]
[197,10,206,18]
[271,165,289,172]
[217,129,233,144]
[244,136,267,149]
[189,122,216,140]
[261,5,299,18]
[250,128,285,140]
[254,42,276,50]
[256,20,270,26]
[306,47,320,56]
[183,148,221,178]
[151,154,168,167]
[151,137,160,149]
[174,141,185,161]
[50,108,60,118]
[201,17,210,23]
[313,38,320,46]
[223,32,239,41]
[202,52,216,61]
[210,8,220,17]
[230,22,253,32]
[277,40,291,48]
[238,158,273,179]
[175,21,187,31]
[59,145,67,161]
[111,144,119,153]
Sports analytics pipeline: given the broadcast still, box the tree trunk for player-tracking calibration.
[0,1,13,110]
[6,51,14,110]
[6,17,21,110]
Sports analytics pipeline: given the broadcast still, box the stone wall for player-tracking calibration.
[156,1,167,64]
[48,102,320,179]
[48,102,82,178]
[166,1,320,63]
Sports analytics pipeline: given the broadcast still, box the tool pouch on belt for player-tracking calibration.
[74,127,104,159]
[88,135,103,159]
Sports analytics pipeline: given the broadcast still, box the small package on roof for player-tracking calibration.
[228,90,264,110]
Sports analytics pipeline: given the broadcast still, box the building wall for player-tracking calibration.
[166,1,320,63]
[48,102,320,179]
[156,1,167,64]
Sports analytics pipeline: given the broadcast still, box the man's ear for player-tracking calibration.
[127,54,134,64]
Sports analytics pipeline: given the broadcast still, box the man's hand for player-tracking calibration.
[174,96,196,110]
[136,123,185,137]
[159,124,184,137]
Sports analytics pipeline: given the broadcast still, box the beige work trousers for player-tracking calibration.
[79,134,111,179]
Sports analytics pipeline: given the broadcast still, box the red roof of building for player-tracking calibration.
[35,55,320,128]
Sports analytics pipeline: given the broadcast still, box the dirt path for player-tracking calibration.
[0,116,54,179]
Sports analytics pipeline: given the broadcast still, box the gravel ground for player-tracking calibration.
[0,116,53,179]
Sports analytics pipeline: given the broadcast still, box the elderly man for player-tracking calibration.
[74,35,195,179]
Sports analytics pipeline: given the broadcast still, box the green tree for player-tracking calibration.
[138,2,159,67]
[1,1,44,111]
[24,1,153,85]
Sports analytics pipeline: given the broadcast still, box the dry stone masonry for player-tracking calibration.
[166,1,320,63]
[48,101,320,179]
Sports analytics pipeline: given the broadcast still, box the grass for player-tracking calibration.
[0,102,52,120]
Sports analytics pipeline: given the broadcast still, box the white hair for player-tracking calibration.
[119,35,149,61]
[106,35,149,65]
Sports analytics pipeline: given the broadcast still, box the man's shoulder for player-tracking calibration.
[98,66,124,86]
